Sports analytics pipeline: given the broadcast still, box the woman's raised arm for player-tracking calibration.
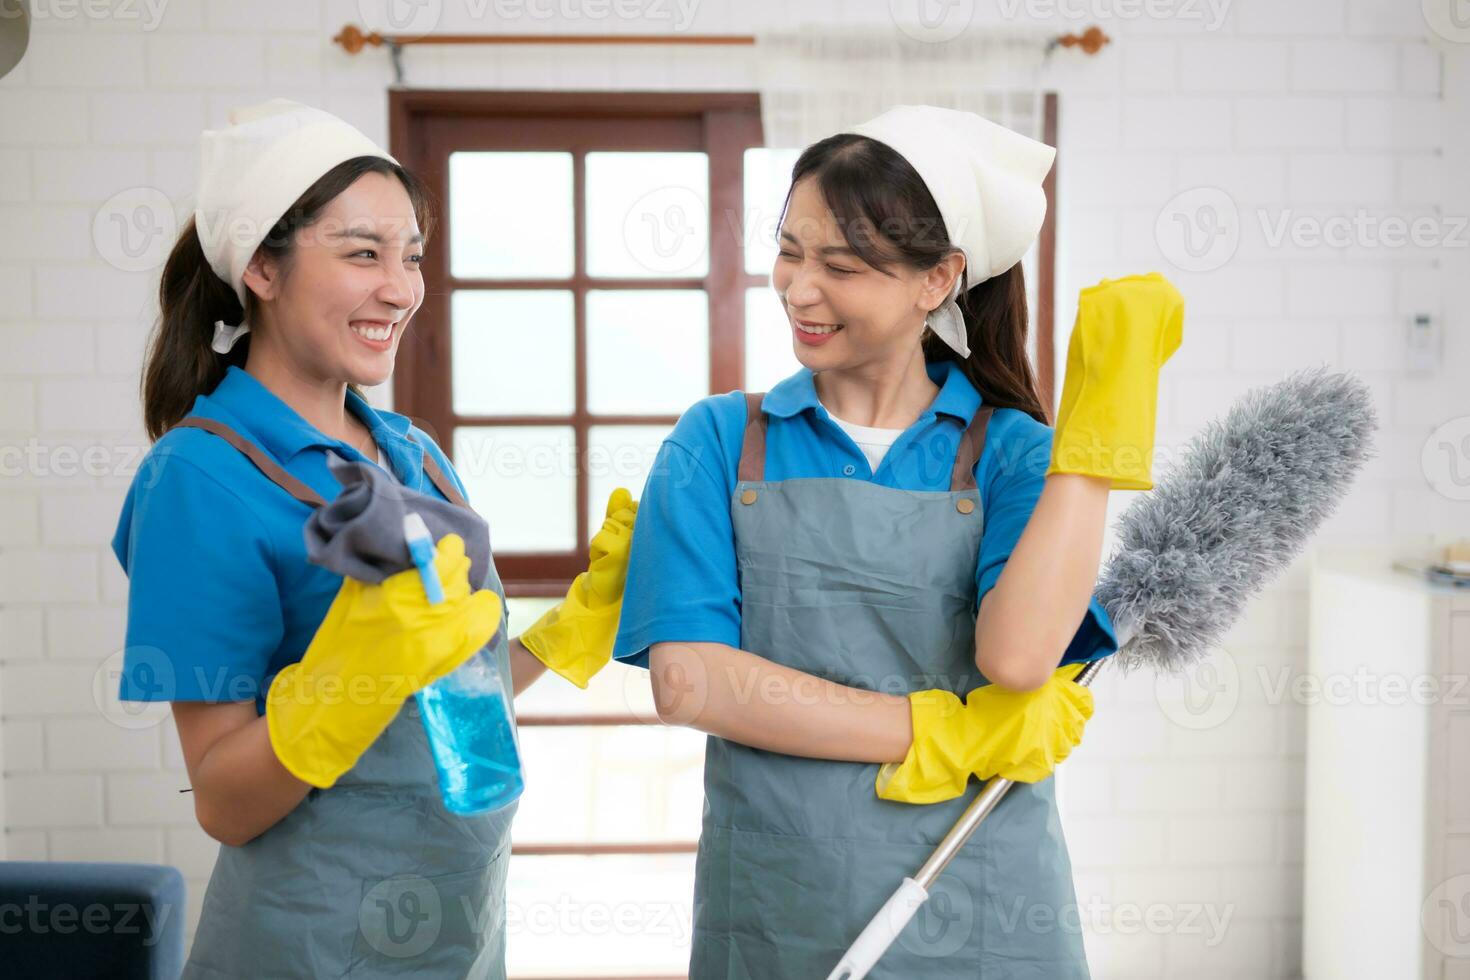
[973,472,1111,691]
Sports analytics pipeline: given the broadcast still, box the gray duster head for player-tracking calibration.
[1096,366,1378,675]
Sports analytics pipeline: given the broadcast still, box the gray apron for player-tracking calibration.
[689,393,1088,979]
[170,416,516,980]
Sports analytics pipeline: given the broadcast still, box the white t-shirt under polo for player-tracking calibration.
[826,411,906,473]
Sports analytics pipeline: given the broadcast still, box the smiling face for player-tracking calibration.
[240,170,426,388]
[771,176,962,373]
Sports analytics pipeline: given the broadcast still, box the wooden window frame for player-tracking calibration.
[388,90,765,597]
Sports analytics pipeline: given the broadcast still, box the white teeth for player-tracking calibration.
[350,323,393,342]
[797,322,842,335]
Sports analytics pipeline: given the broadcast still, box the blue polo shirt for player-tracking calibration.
[111,365,471,717]
[612,359,1117,672]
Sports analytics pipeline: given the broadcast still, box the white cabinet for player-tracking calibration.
[1304,551,1470,979]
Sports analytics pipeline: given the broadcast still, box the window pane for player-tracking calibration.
[454,426,575,553]
[586,290,708,414]
[743,147,802,276]
[514,724,705,846]
[587,425,670,540]
[586,152,709,278]
[745,285,800,391]
[449,152,573,280]
[451,290,574,416]
[505,853,695,978]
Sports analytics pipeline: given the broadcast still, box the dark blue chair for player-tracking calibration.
[0,861,186,979]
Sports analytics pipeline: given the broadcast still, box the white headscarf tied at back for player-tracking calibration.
[194,99,398,354]
[849,105,1056,359]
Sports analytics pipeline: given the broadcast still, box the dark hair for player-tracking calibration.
[781,134,1048,425]
[141,156,436,441]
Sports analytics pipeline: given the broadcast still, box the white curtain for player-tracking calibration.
[753,26,1053,150]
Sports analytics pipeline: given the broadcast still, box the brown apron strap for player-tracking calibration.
[410,436,470,509]
[738,394,992,489]
[737,392,769,483]
[949,406,995,492]
[174,417,472,511]
[171,416,328,508]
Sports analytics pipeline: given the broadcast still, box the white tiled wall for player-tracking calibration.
[1,1,1466,976]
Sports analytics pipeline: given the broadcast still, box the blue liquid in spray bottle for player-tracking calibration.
[404,513,524,816]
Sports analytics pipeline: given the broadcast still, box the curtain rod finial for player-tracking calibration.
[333,24,385,56]
[1051,25,1111,56]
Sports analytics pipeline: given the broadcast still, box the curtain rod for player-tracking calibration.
[332,23,1111,55]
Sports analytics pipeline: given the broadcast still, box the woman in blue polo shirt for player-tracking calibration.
[112,101,635,979]
[613,106,1181,977]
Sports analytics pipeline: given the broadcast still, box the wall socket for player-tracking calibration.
[1407,312,1440,374]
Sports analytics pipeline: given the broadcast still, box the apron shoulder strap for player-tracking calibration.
[405,433,470,509]
[738,393,995,490]
[170,416,328,508]
[737,391,769,483]
[949,405,995,493]
[174,417,473,511]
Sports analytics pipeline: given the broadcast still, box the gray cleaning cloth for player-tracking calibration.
[303,452,493,590]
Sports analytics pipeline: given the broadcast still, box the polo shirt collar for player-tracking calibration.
[925,359,983,423]
[202,365,415,463]
[760,359,982,424]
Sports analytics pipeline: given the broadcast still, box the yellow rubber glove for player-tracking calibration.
[1047,272,1185,491]
[520,488,639,689]
[265,533,503,789]
[875,663,1095,805]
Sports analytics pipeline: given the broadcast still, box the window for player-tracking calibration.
[390,92,777,591]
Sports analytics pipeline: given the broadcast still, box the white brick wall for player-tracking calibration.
[1,1,1465,976]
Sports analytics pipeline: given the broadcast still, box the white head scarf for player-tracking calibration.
[849,105,1056,358]
[194,99,398,354]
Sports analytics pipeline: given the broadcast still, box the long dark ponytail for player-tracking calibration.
[141,156,435,441]
[782,133,1048,425]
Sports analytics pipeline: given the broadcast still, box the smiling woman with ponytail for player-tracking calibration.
[110,100,639,979]
[605,105,1183,977]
